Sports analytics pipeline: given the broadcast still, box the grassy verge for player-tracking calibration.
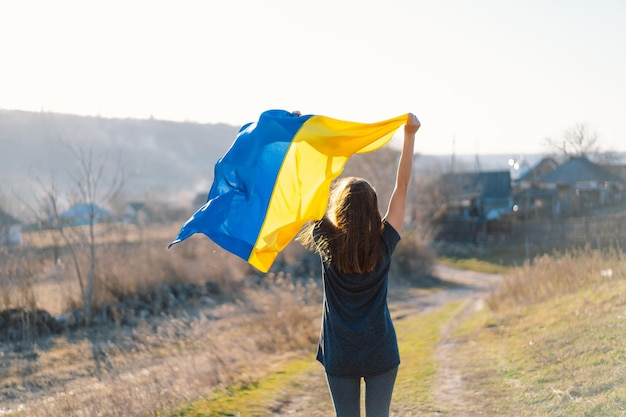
[166,356,319,417]
[451,271,626,415]
[392,300,465,414]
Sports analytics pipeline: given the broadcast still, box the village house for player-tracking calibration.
[525,156,625,217]
[512,157,559,189]
[58,203,111,226]
[435,170,513,242]
[435,155,626,245]
[511,157,560,219]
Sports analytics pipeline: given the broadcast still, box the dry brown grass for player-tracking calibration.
[242,272,321,353]
[1,255,321,417]
[1,302,319,417]
[0,251,48,312]
[1,221,436,416]
[2,223,249,315]
[487,244,625,311]
[2,223,323,416]
[448,246,626,415]
[20,223,177,250]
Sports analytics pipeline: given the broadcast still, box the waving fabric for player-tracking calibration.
[169,109,409,272]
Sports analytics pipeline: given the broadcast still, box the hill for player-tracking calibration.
[0,109,554,213]
[0,109,239,208]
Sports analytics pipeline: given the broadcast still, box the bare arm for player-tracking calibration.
[384,113,420,232]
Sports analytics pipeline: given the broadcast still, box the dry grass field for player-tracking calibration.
[2,222,626,416]
[20,223,179,250]
[1,222,323,416]
[160,248,626,416]
[447,247,626,416]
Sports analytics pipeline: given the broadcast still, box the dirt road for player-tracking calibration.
[430,264,502,416]
[266,264,503,416]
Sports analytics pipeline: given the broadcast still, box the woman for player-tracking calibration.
[297,113,420,417]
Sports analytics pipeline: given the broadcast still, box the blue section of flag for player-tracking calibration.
[168,110,312,261]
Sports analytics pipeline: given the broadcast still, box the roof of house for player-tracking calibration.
[517,157,559,183]
[442,171,512,201]
[59,203,110,219]
[539,156,625,185]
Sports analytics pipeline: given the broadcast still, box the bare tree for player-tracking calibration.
[544,123,619,164]
[24,142,127,325]
[36,176,88,303]
[64,145,126,323]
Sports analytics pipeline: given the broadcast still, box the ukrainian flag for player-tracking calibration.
[169,109,409,272]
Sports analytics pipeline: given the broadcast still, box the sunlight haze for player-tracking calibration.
[2,0,625,155]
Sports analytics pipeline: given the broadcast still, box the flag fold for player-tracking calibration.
[169,109,409,272]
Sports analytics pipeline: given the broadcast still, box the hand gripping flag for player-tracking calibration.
[169,109,409,272]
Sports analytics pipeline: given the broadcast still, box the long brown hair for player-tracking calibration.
[297,177,383,274]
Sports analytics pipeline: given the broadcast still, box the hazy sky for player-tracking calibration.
[2,0,625,155]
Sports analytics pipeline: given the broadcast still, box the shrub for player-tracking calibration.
[391,231,437,287]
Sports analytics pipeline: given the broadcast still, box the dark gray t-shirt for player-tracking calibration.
[314,221,401,377]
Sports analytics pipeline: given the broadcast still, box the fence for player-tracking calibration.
[508,212,625,251]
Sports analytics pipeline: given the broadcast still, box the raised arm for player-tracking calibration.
[384,113,420,232]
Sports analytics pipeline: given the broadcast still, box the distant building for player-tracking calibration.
[436,171,513,242]
[536,156,625,215]
[512,187,560,219]
[512,157,560,218]
[511,156,625,218]
[513,157,559,189]
[58,203,111,226]
[441,171,513,219]
[0,208,22,246]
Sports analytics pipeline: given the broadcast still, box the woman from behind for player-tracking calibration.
[297,113,420,417]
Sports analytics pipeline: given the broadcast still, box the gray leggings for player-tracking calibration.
[325,366,398,417]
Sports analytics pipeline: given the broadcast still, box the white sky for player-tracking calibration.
[2,0,625,155]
